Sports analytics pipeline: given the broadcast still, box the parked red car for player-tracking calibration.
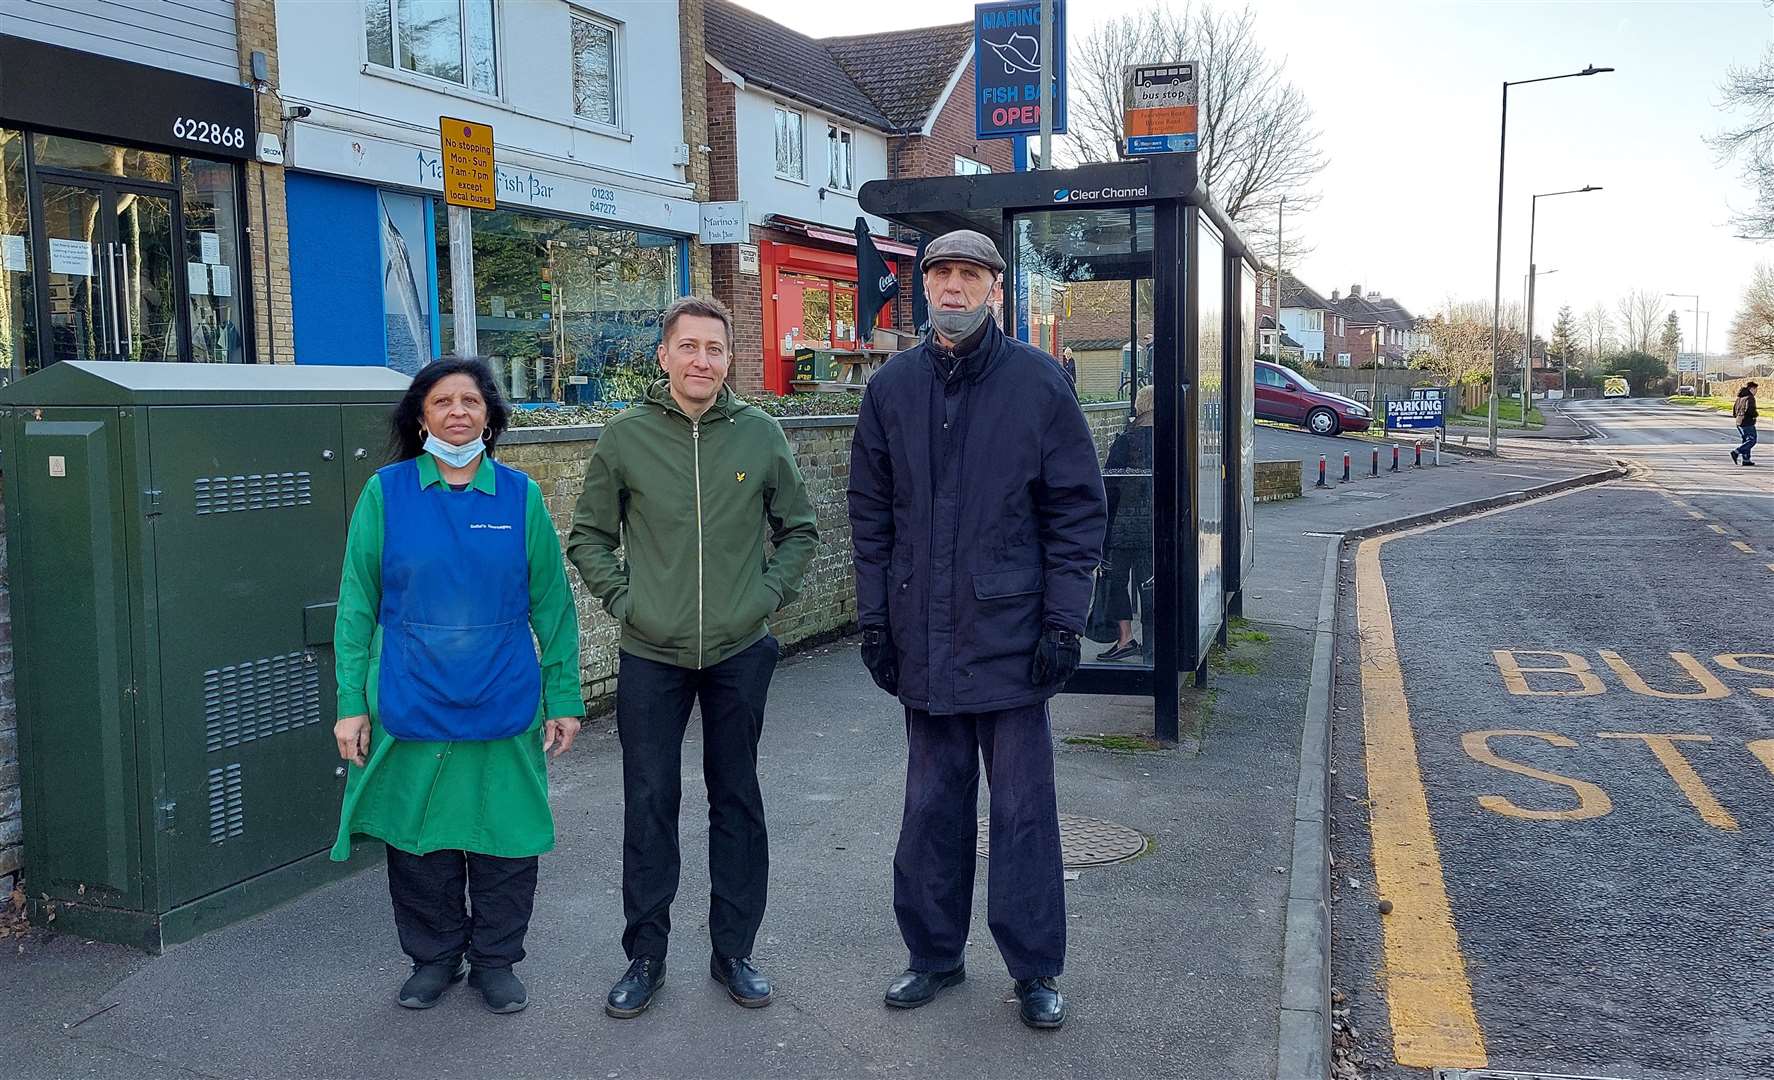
[1254,360,1372,436]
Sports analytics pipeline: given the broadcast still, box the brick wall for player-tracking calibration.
[236,0,294,364]
[1254,459,1301,502]
[703,64,766,394]
[888,60,1014,179]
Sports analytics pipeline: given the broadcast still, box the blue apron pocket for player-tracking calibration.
[386,618,540,741]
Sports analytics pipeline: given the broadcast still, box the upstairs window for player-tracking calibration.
[571,10,620,127]
[774,106,804,181]
[954,155,991,175]
[364,0,498,94]
[827,123,854,190]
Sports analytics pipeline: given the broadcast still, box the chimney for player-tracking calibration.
[1350,284,1362,298]
[1330,289,1339,301]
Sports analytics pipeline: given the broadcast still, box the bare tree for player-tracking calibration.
[1711,48,1774,238]
[1731,262,1774,361]
[1615,289,1667,354]
[1580,302,1614,365]
[1419,298,1523,386]
[1069,2,1325,264]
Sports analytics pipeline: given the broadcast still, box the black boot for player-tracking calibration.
[883,966,965,1009]
[1014,977,1065,1029]
[605,956,666,1019]
[469,965,528,1014]
[397,958,467,1009]
[710,953,773,1008]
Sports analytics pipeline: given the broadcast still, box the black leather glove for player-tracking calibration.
[861,625,899,696]
[1032,628,1081,687]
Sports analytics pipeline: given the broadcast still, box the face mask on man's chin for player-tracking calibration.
[930,302,991,341]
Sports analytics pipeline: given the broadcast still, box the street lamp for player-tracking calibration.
[1489,64,1614,453]
[1666,292,1699,387]
[1523,185,1601,426]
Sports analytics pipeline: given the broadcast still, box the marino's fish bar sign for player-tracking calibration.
[974,0,1067,139]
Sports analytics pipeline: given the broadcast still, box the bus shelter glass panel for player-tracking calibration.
[1195,217,1225,650]
[1238,263,1256,583]
[1012,207,1155,670]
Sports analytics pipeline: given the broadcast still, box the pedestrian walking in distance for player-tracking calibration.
[848,229,1108,1030]
[331,357,586,1015]
[1732,382,1758,466]
[568,295,818,1019]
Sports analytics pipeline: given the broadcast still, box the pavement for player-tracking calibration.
[0,430,1618,1080]
[1331,397,1774,1079]
[1443,398,1593,442]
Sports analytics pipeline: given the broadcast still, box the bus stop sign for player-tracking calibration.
[974,1,1067,139]
[1124,63,1200,155]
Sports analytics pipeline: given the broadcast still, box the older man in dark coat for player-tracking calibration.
[847,229,1107,1029]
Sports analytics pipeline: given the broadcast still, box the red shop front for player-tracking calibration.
[758,220,918,395]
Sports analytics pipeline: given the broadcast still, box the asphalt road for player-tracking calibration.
[1331,399,1774,1079]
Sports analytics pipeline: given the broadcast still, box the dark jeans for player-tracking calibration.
[894,703,1065,980]
[616,636,779,961]
[385,845,538,970]
[1738,422,1758,461]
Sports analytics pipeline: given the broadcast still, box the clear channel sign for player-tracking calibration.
[1123,63,1200,155]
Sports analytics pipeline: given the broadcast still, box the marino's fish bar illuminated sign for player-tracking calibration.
[974,0,1067,140]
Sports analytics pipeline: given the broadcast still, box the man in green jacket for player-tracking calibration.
[568,295,818,1019]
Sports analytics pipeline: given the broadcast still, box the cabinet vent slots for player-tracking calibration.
[204,652,323,752]
[193,471,312,515]
[206,763,245,844]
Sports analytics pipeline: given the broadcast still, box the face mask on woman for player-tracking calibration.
[424,430,485,469]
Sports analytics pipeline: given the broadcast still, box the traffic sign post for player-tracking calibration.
[439,117,495,357]
[1123,63,1200,156]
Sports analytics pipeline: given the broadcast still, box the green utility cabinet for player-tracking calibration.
[0,361,411,951]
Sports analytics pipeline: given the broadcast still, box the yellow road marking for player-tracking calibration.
[1767,563,1774,574]
[1461,730,1614,820]
[1733,541,1756,554]
[1688,511,1707,519]
[1750,739,1774,777]
[1595,733,1740,831]
[1491,649,1604,696]
[1708,523,1728,534]
[1671,499,1691,508]
[1714,654,1774,698]
[1596,650,1730,700]
[1357,539,1486,1067]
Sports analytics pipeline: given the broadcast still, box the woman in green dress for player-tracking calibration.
[331,357,585,1014]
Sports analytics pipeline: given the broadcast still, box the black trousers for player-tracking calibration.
[1105,544,1153,624]
[385,845,538,970]
[616,635,779,961]
[894,703,1066,980]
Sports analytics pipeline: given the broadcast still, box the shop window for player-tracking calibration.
[826,124,853,191]
[435,203,680,404]
[364,0,497,95]
[32,134,172,184]
[774,107,804,182]
[571,9,620,128]
[179,158,246,363]
[775,273,871,357]
[954,155,991,176]
[0,129,36,382]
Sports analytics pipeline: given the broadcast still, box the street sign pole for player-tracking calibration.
[1038,0,1053,169]
[449,205,477,357]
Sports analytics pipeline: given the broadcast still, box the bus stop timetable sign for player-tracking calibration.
[1124,63,1199,155]
[440,116,495,210]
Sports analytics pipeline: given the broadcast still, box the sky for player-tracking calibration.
[731,0,1773,356]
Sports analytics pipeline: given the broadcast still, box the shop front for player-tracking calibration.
[0,34,259,381]
[748,216,916,396]
[284,123,695,405]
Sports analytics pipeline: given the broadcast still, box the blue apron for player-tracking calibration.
[375,456,541,741]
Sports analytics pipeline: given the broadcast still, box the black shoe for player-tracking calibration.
[605,956,666,1019]
[468,965,528,1014]
[397,958,467,1009]
[1746,460,1759,467]
[883,966,965,1009]
[1014,977,1065,1029]
[1099,641,1141,662]
[710,953,773,1008]
[1733,449,1741,464]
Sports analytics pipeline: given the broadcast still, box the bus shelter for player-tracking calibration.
[858,156,1258,740]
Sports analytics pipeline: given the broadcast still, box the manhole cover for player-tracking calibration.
[976,814,1148,867]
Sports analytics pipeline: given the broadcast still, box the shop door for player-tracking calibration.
[39,178,179,363]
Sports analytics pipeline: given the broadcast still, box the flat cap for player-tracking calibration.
[921,229,1005,274]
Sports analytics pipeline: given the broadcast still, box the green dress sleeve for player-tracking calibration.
[335,474,384,718]
[526,480,585,718]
